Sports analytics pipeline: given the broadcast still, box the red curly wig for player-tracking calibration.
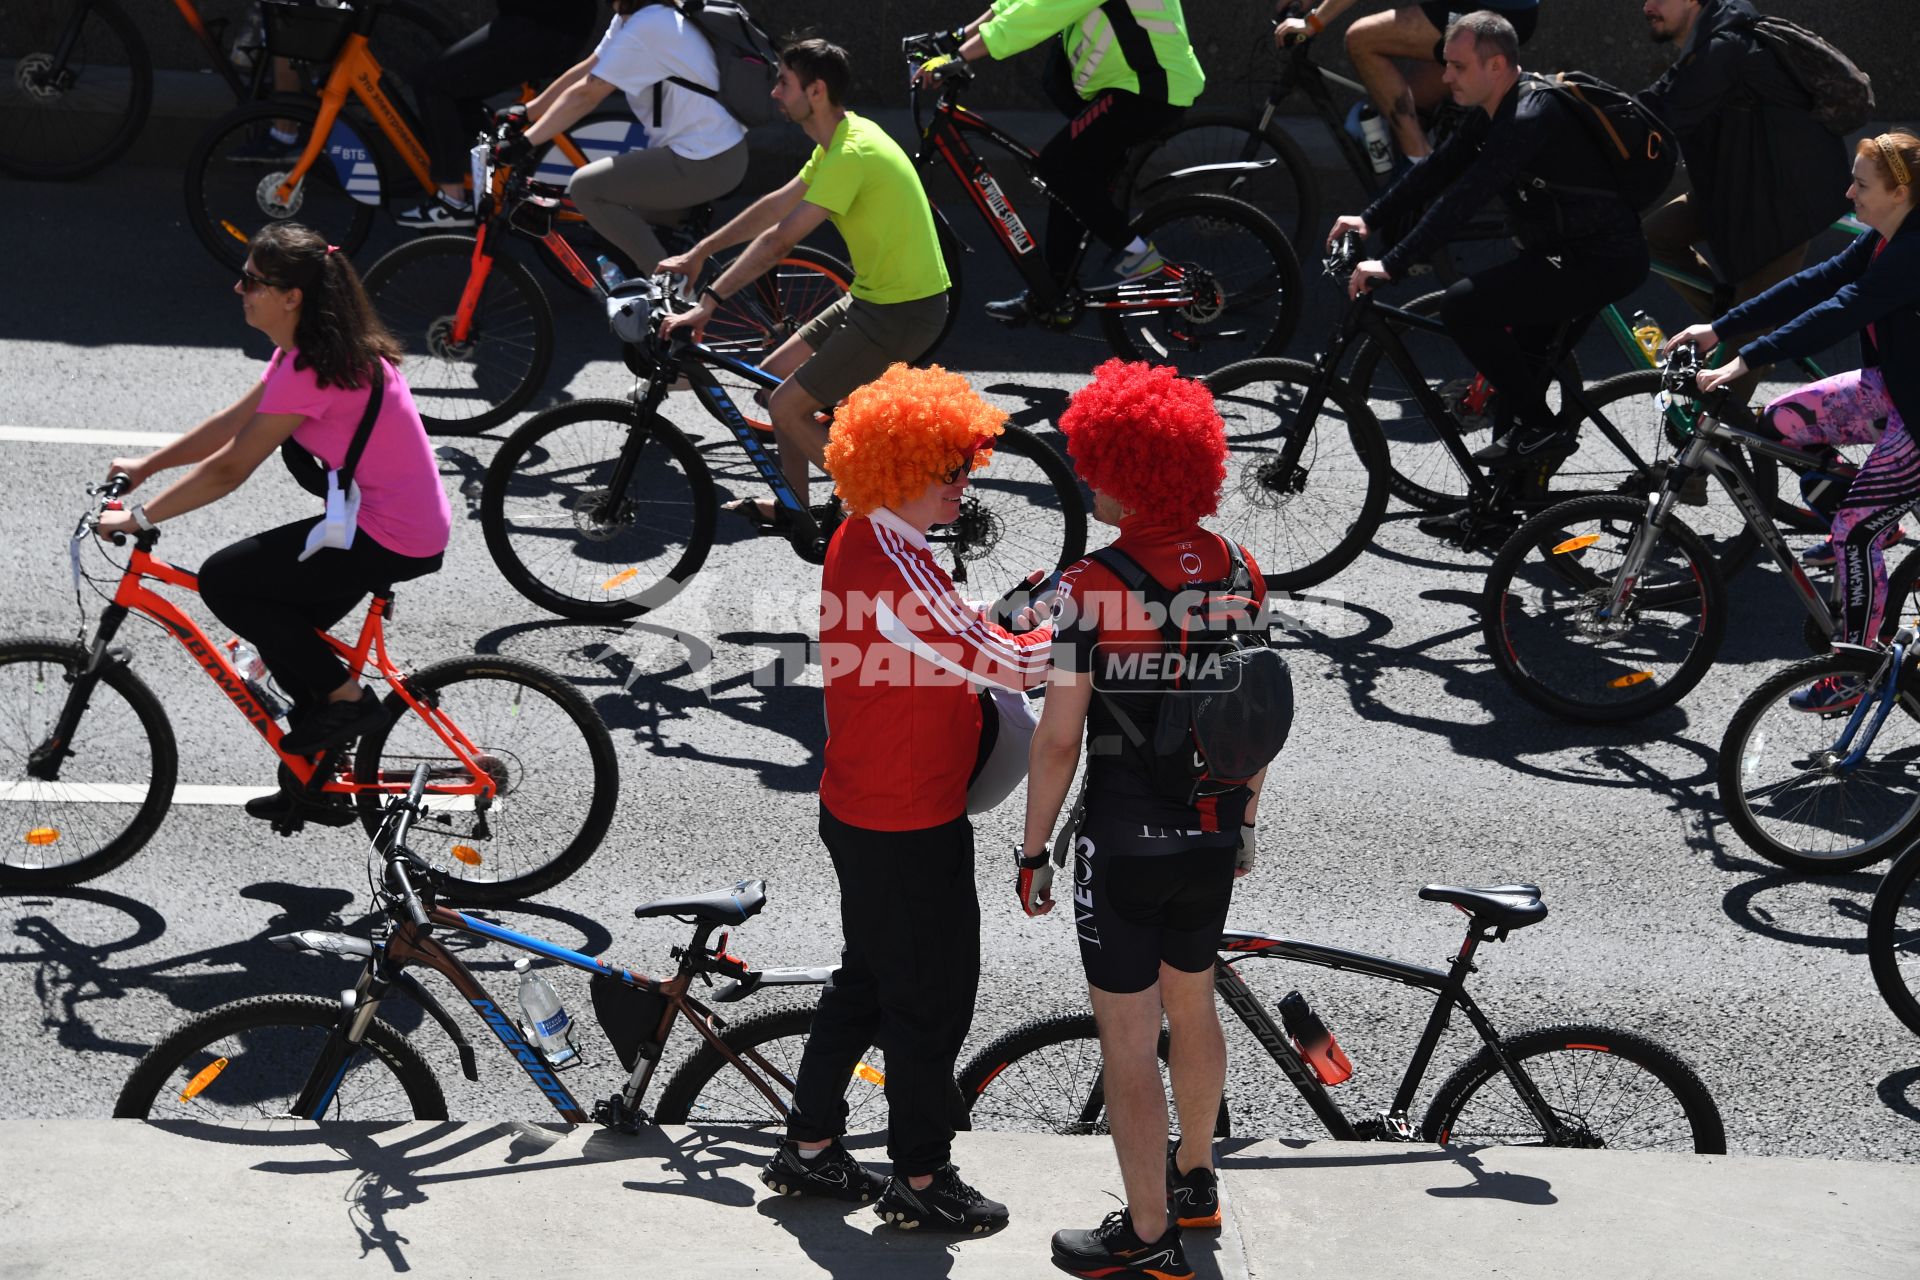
[824,364,1006,518]
[1058,359,1226,524]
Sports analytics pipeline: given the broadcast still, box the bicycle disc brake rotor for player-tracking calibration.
[255,171,304,218]
[1177,266,1225,325]
[568,489,631,542]
[945,496,1002,563]
[425,316,476,362]
[16,54,65,101]
[1238,454,1307,510]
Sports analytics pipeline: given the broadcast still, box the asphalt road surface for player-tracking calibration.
[3,152,1914,1163]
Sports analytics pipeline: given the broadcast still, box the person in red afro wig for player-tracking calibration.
[1057,358,1227,526]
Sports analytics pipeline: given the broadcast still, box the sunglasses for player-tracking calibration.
[238,267,281,293]
[939,451,979,486]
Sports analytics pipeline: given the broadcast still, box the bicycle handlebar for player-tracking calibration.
[1325,232,1360,280]
[1661,343,1703,396]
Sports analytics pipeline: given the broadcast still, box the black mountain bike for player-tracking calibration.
[1869,832,1920,1040]
[961,881,1726,1153]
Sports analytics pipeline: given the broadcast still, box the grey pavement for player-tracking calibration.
[5,1122,1916,1279]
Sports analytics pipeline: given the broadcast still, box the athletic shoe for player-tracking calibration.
[395,195,476,230]
[243,787,356,827]
[1051,1209,1191,1279]
[279,688,386,756]
[1802,526,1908,568]
[873,1164,1008,1233]
[1472,424,1578,466]
[228,131,301,166]
[759,1139,886,1203]
[1415,506,1515,551]
[1106,241,1166,280]
[1167,1148,1220,1229]
[1789,674,1865,714]
[984,291,1074,328]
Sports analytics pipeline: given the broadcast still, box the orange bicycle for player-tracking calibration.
[182,0,632,275]
[0,477,619,899]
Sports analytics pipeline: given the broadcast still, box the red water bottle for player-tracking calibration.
[1278,990,1353,1086]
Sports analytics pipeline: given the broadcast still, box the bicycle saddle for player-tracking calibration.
[634,878,767,925]
[1419,883,1548,931]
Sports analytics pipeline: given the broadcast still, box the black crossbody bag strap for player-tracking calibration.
[278,358,385,498]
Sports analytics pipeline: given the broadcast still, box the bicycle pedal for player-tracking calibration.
[269,815,307,838]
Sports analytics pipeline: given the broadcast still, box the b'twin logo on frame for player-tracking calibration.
[973,171,1035,254]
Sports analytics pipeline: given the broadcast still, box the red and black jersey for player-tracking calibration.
[1052,517,1267,854]
[819,509,1052,832]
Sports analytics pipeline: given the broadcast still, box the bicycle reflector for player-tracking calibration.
[179,1057,231,1103]
[601,567,641,591]
[24,827,58,846]
[1553,534,1602,555]
[219,219,248,245]
[854,1061,886,1086]
[1608,671,1655,688]
[451,844,484,866]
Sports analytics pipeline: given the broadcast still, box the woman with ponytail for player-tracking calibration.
[96,223,451,820]
[1669,131,1920,713]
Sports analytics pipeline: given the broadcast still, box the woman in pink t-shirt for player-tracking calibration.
[95,223,452,823]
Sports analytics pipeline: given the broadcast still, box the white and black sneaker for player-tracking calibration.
[874,1164,1009,1233]
[395,194,476,230]
[1472,423,1577,467]
[760,1139,886,1203]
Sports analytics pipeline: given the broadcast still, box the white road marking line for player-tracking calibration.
[0,781,477,811]
[0,426,183,447]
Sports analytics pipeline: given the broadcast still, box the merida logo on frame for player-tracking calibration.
[471,998,580,1112]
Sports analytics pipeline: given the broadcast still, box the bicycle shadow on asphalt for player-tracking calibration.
[1877,1066,1920,1126]
[1217,1136,1555,1205]
[1718,865,1881,954]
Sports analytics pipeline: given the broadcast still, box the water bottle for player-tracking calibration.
[1358,105,1394,176]
[225,638,289,722]
[596,255,628,292]
[514,958,580,1068]
[1631,310,1667,366]
[1277,990,1353,1086]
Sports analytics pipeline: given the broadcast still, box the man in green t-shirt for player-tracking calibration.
[660,38,950,528]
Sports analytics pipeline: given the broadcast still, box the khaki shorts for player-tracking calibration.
[791,292,950,406]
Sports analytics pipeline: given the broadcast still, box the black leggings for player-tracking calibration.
[1037,86,1185,279]
[415,17,592,185]
[198,520,441,713]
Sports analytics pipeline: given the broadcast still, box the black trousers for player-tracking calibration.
[787,806,979,1178]
[198,520,441,711]
[1037,85,1184,279]
[415,18,591,185]
[1438,244,1649,435]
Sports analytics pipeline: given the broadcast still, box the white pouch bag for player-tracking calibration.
[291,359,385,563]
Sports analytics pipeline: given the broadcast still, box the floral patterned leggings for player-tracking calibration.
[1763,368,1917,645]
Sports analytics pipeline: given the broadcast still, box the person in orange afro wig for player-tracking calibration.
[823,363,1006,517]
[1057,357,1226,526]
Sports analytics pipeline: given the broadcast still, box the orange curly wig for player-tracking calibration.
[1058,359,1226,524]
[824,364,1006,518]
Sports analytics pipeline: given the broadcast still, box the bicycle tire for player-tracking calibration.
[354,654,619,903]
[1867,839,1920,1038]
[0,0,152,181]
[361,233,555,435]
[931,423,1087,598]
[480,399,719,621]
[956,1014,1230,1139]
[1120,106,1320,254]
[1420,1022,1726,1154]
[0,637,177,889]
[1717,650,1920,874]
[114,994,446,1121]
[1481,493,1727,724]
[1100,193,1301,378]
[653,1005,890,1132]
[1202,357,1392,593]
[184,99,380,272]
[703,244,853,362]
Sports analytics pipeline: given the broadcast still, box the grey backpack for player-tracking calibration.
[655,0,783,130]
[1741,15,1875,136]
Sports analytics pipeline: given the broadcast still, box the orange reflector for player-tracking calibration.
[179,1057,230,1102]
[24,828,59,846]
[601,568,640,591]
[853,1062,885,1086]
[1553,534,1602,555]
[1566,1044,1612,1052]
[1607,671,1654,689]
[451,844,484,866]
[219,219,248,244]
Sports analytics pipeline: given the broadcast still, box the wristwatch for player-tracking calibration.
[129,503,156,532]
[700,283,725,306]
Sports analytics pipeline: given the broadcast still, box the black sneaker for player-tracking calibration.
[395,194,476,230]
[873,1164,1008,1233]
[760,1139,887,1203]
[228,131,302,166]
[279,688,386,757]
[984,292,1074,328]
[243,787,357,828]
[1167,1149,1220,1229]
[1052,1209,1191,1278]
[1473,424,1578,467]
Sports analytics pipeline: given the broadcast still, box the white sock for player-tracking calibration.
[268,125,298,145]
[1125,236,1148,254]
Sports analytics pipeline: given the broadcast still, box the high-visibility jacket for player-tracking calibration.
[979,0,1204,107]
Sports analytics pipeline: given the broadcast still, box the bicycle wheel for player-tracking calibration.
[1421,1023,1726,1154]
[1867,840,1920,1038]
[1121,107,1320,253]
[354,654,619,903]
[702,244,852,362]
[653,1005,889,1132]
[114,994,446,1122]
[480,400,718,621]
[930,424,1087,598]
[1203,357,1391,593]
[361,233,554,435]
[0,638,177,889]
[185,99,379,272]
[1718,650,1920,874]
[1100,193,1302,378]
[0,0,151,180]
[1482,494,1727,724]
[956,1014,1229,1138]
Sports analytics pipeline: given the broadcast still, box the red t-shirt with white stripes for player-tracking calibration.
[819,508,1052,832]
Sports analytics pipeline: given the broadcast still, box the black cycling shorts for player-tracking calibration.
[1421,3,1539,60]
[1072,838,1236,995]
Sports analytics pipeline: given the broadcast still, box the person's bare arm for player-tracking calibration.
[105,382,268,492]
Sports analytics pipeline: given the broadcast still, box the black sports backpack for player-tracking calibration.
[1089,540,1293,809]
[1525,72,1678,216]
[654,0,782,130]
[1738,15,1875,136]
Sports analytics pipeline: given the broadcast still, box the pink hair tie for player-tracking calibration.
[325,244,340,254]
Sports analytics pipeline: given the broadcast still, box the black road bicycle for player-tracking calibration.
[960,881,1726,1153]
